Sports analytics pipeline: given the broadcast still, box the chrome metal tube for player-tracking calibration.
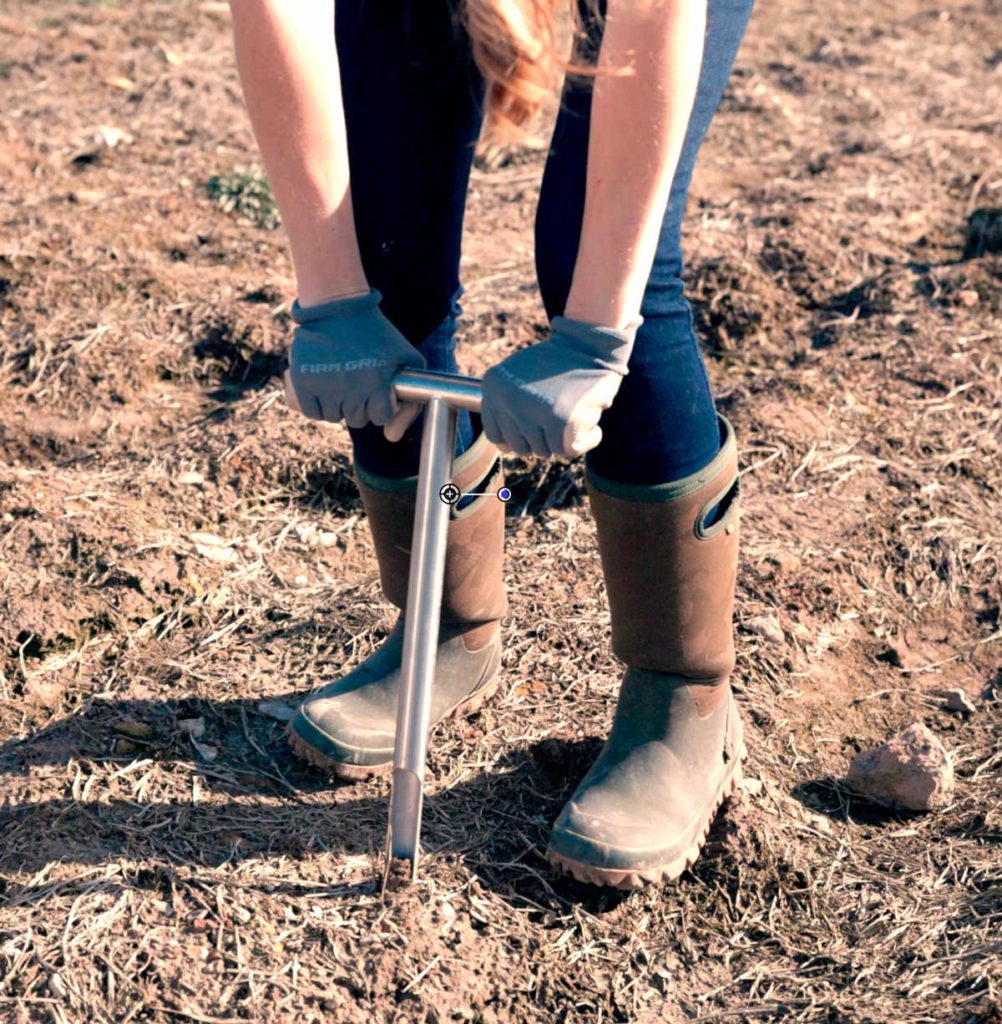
[392,369,482,413]
[386,395,458,874]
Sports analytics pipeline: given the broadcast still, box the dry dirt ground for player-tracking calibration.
[1,1,1000,1022]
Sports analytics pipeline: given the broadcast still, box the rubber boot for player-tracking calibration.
[288,430,508,778]
[547,416,745,888]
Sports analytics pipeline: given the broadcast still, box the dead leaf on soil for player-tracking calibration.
[178,717,206,740]
[191,739,218,762]
[103,76,138,93]
[258,700,296,722]
[153,41,182,66]
[95,125,132,149]
[189,532,240,563]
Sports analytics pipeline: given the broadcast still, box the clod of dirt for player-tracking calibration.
[964,207,1002,259]
[772,551,803,574]
[962,998,1002,1024]
[112,719,153,740]
[845,723,955,811]
[943,689,976,715]
[529,733,603,785]
[745,614,785,644]
[382,856,414,894]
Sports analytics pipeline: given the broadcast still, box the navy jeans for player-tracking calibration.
[335,0,754,485]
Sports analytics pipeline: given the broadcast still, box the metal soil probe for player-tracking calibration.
[384,369,489,884]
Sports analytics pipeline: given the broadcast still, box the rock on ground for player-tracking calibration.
[845,723,955,812]
[746,614,785,644]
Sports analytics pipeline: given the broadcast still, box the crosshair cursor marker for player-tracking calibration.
[439,483,461,505]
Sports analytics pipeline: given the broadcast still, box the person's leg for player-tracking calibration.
[289,1,509,775]
[535,0,755,484]
[537,0,755,887]
[336,0,484,477]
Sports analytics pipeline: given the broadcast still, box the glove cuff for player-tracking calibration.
[290,287,382,326]
[549,315,641,373]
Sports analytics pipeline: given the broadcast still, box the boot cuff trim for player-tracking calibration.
[353,428,498,495]
[584,415,737,503]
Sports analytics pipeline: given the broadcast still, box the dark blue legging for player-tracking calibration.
[335,0,754,485]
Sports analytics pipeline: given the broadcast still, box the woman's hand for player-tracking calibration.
[284,288,426,440]
[480,316,640,458]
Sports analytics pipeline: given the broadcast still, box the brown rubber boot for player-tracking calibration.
[288,430,508,778]
[547,416,745,888]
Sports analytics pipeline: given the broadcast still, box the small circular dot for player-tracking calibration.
[497,487,511,502]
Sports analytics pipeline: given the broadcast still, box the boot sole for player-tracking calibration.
[286,668,503,781]
[545,742,748,890]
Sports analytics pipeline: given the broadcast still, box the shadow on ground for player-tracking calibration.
[1,703,745,912]
[791,776,928,826]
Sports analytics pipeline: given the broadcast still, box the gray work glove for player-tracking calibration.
[481,315,641,458]
[283,288,425,440]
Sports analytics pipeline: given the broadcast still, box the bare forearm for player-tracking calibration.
[564,0,707,328]
[228,0,367,305]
